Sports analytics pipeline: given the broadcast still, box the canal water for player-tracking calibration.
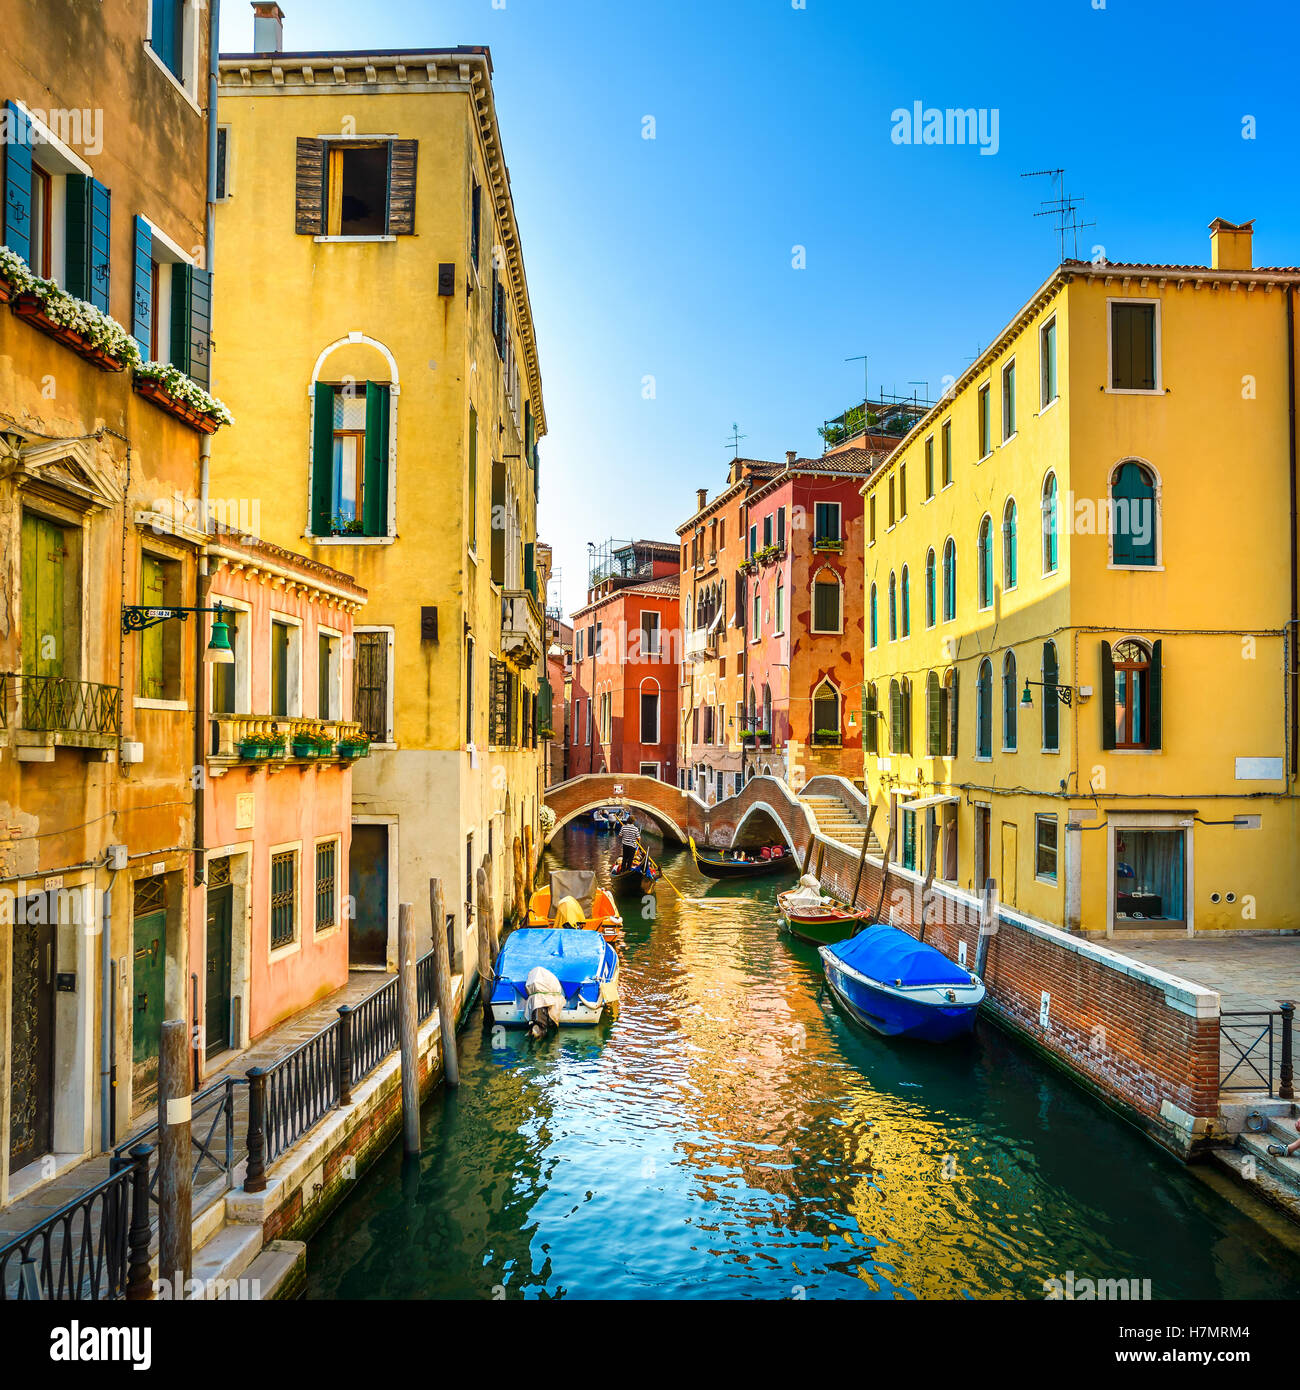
[306,823,1300,1300]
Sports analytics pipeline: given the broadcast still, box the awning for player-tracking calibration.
[897,793,959,812]
[707,607,724,635]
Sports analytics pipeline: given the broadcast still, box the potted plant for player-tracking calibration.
[336,733,371,759]
[813,727,842,746]
[329,515,365,537]
[238,731,286,760]
[10,269,136,371]
[291,722,335,758]
[132,360,234,433]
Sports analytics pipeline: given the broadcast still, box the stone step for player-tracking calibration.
[184,1221,264,1299]
[239,1240,306,1301]
[1238,1131,1300,1192]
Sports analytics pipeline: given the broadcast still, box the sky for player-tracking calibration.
[219,0,1299,617]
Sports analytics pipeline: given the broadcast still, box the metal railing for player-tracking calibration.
[16,674,121,735]
[1220,1002,1295,1097]
[349,975,400,1080]
[0,1145,153,1301]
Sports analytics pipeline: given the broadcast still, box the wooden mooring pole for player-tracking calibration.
[974,877,999,978]
[512,835,526,925]
[849,805,878,908]
[157,1019,192,1292]
[428,878,460,1087]
[476,866,498,1023]
[873,818,897,924]
[917,833,938,943]
[397,903,421,1153]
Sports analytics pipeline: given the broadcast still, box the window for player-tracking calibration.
[1104,638,1161,751]
[925,548,936,628]
[465,636,475,744]
[869,583,878,647]
[470,176,482,272]
[749,524,757,557]
[641,610,661,658]
[812,571,841,633]
[977,383,991,458]
[318,630,341,719]
[270,618,301,718]
[941,421,952,486]
[775,581,784,634]
[763,514,773,548]
[944,669,959,757]
[1110,301,1158,391]
[888,572,898,641]
[1040,317,1057,406]
[899,462,907,517]
[942,538,956,621]
[889,677,911,755]
[270,848,298,949]
[900,565,910,637]
[753,589,761,636]
[868,494,876,544]
[1002,499,1018,590]
[976,659,993,759]
[864,683,878,754]
[640,680,660,745]
[331,144,390,236]
[295,136,417,239]
[926,670,945,755]
[888,476,896,527]
[467,405,478,550]
[812,680,840,746]
[315,839,337,933]
[30,164,52,278]
[575,629,583,663]
[814,502,841,545]
[150,0,185,80]
[21,510,82,684]
[586,697,592,744]
[311,382,391,538]
[1041,472,1059,574]
[1001,359,1016,440]
[1110,461,1158,566]
[924,437,935,498]
[139,553,182,701]
[211,605,246,716]
[1002,650,1017,752]
[1042,641,1060,752]
[776,508,785,548]
[1035,816,1058,882]
[353,630,390,742]
[977,514,993,609]
[215,126,231,200]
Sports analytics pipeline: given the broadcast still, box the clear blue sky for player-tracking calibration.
[220,0,1298,617]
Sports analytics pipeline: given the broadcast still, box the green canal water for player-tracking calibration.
[305,824,1300,1300]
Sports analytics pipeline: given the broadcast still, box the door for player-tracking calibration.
[901,809,917,872]
[942,804,958,880]
[974,804,991,890]
[21,512,68,679]
[9,894,55,1170]
[1000,822,1018,909]
[132,880,167,1108]
[348,824,389,966]
[205,877,233,1055]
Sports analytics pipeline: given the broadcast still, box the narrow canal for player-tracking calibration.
[306,823,1300,1300]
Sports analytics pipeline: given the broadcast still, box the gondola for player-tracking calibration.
[610,844,659,896]
[688,835,790,880]
[777,888,872,945]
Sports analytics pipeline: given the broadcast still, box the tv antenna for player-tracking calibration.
[1022,168,1095,261]
[725,422,747,458]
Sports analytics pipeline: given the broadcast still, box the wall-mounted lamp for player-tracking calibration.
[1020,678,1073,709]
[122,602,235,665]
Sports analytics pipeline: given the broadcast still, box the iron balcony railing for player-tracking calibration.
[1219,1003,1295,1097]
[10,673,122,736]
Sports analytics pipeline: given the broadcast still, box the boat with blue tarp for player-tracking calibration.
[819,925,985,1042]
[489,927,620,1029]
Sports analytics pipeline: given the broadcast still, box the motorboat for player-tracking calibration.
[526,870,622,936]
[488,927,620,1029]
[819,924,985,1042]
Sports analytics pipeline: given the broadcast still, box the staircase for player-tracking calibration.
[801,793,883,857]
[1211,1102,1300,1222]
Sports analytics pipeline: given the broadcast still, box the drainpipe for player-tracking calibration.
[1288,285,1298,780]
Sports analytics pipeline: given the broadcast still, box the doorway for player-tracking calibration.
[205,858,234,1056]
[9,893,55,1172]
[132,877,167,1110]
[1000,821,1018,909]
[974,803,991,891]
[349,823,390,967]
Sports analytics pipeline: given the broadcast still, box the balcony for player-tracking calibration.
[1,673,121,760]
[208,714,370,775]
[684,628,718,663]
[501,588,543,668]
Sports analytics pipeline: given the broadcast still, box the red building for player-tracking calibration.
[569,540,681,781]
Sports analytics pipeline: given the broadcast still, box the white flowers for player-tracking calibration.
[134,359,235,427]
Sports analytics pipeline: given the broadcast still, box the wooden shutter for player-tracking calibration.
[363,382,390,537]
[927,674,941,755]
[902,681,912,754]
[140,556,166,700]
[387,139,417,235]
[311,382,334,535]
[490,459,506,585]
[3,102,33,263]
[295,137,326,235]
[87,178,111,312]
[64,174,91,299]
[948,672,959,757]
[1043,643,1060,751]
[353,632,388,741]
[864,686,877,754]
[889,680,902,754]
[169,264,213,388]
[734,569,746,627]
[131,217,152,358]
[1148,639,1163,749]
[1100,641,1116,750]
[524,541,536,598]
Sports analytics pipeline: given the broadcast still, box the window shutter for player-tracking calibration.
[64,174,91,298]
[928,674,941,755]
[387,139,417,235]
[131,217,152,358]
[169,263,212,386]
[524,540,536,597]
[311,382,334,536]
[948,672,959,757]
[363,382,390,537]
[87,177,111,312]
[490,458,506,584]
[3,102,33,263]
[902,681,912,754]
[890,680,902,753]
[295,137,326,235]
[1100,641,1116,750]
[734,569,746,627]
[1148,639,1163,749]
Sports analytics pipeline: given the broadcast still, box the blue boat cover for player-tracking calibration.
[827,924,971,987]
[495,928,610,991]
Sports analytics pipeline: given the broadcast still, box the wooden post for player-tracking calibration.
[523,823,535,891]
[849,805,878,908]
[801,830,815,876]
[428,878,460,1087]
[124,1142,154,1301]
[814,841,825,880]
[512,836,525,925]
[397,903,420,1153]
[481,854,500,963]
[157,1018,192,1292]
[917,831,938,942]
[873,818,897,924]
[974,877,998,978]
[476,866,497,1022]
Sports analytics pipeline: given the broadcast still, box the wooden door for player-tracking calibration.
[9,894,55,1170]
[942,804,958,880]
[348,824,389,966]
[1001,822,1018,908]
[975,805,991,889]
[21,512,67,678]
[132,884,167,1106]
[205,881,233,1055]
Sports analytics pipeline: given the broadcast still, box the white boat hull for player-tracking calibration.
[490,967,620,1028]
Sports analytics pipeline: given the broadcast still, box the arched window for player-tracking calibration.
[942,538,956,621]
[812,679,840,746]
[976,658,993,759]
[1105,638,1161,750]
[889,677,911,755]
[888,571,898,641]
[869,583,878,647]
[639,677,661,745]
[977,514,993,609]
[926,670,943,754]
[1042,640,1060,752]
[901,565,911,637]
[864,681,879,754]
[1002,498,1018,590]
[812,569,842,633]
[1111,460,1158,566]
[1042,471,1059,574]
[925,548,937,628]
[1002,650,1017,752]
[762,683,772,739]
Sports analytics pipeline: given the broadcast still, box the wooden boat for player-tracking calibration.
[689,835,790,880]
[488,927,620,1028]
[526,870,622,937]
[777,888,871,945]
[820,926,984,1042]
[610,845,659,897]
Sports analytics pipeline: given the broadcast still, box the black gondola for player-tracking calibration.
[688,835,790,879]
[610,844,658,896]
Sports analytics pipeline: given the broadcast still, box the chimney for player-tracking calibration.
[1209,217,1254,272]
[696,487,708,512]
[252,2,285,54]
[785,450,797,466]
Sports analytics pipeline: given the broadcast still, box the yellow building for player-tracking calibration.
[861,218,1299,938]
[211,13,547,971]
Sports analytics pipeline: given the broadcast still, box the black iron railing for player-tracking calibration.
[0,1145,153,1301]
[1220,1003,1295,1097]
[350,976,400,1080]
[18,674,121,735]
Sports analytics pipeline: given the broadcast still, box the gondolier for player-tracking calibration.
[618,818,642,871]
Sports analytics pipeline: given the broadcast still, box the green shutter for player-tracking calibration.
[140,556,166,700]
[21,513,66,678]
[131,216,152,358]
[890,680,902,754]
[363,382,389,537]
[170,263,212,388]
[538,678,553,733]
[1100,641,1116,750]
[311,382,334,536]
[927,673,941,755]
[490,459,506,585]
[64,174,91,297]
[524,540,536,598]
[4,102,33,263]
[87,178,111,312]
[948,672,959,757]
[1043,643,1060,751]
[1148,639,1162,749]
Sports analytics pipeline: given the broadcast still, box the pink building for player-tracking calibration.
[188,529,368,1079]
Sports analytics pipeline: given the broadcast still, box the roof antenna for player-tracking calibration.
[725,422,747,458]
[1022,167,1095,261]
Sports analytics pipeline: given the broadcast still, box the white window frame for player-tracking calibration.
[1001,356,1017,442]
[312,833,342,937]
[639,609,661,659]
[639,678,661,746]
[142,0,203,112]
[269,612,303,718]
[810,567,843,635]
[207,592,252,716]
[1034,814,1058,884]
[976,382,993,462]
[1041,471,1060,577]
[1106,456,1165,572]
[1105,297,1163,396]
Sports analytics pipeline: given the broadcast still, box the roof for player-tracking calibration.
[674,459,784,534]
[569,574,679,622]
[744,449,892,506]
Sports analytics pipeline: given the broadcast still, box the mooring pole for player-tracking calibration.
[849,805,878,908]
[512,836,526,925]
[917,832,938,943]
[476,866,497,1023]
[482,854,500,963]
[157,1019,192,1294]
[428,878,460,1087]
[974,877,999,978]
[397,903,421,1153]
[873,819,897,924]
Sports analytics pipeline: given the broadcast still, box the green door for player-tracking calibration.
[132,899,166,1105]
[902,810,917,872]
[21,512,67,678]
[205,883,233,1055]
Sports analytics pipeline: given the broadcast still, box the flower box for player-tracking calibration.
[12,292,128,372]
[0,278,12,305]
[337,740,370,760]
[812,537,843,552]
[292,739,334,759]
[133,375,222,434]
[238,740,273,760]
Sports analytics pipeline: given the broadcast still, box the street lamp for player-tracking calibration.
[1020,678,1073,709]
[122,602,235,664]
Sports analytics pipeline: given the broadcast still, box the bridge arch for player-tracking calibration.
[731,801,800,855]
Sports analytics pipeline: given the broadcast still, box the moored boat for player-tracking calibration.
[689,835,791,880]
[526,870,622,936]
[777,878,871,945]
[488,927,620,1028]
[819,924,985,1042]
